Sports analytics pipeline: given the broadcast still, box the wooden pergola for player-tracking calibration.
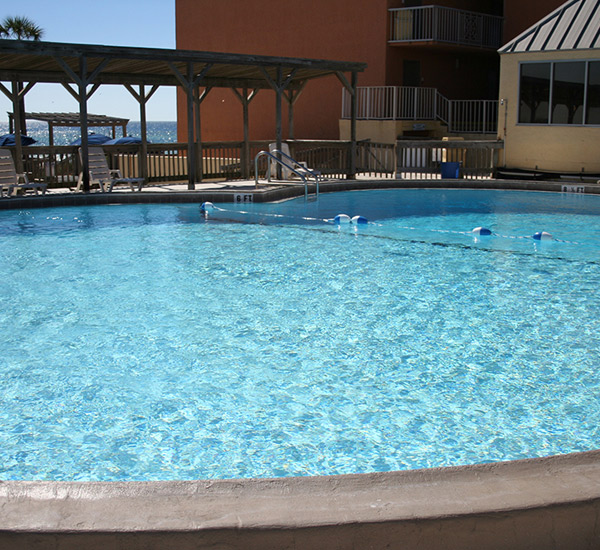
[0,39,366,192]
[7,112,129,146]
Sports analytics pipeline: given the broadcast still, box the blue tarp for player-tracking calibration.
[103,136,144,145]
[70,133,112,146]
[0,134,37,146]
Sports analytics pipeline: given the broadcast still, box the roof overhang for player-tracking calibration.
[0,39,367,90]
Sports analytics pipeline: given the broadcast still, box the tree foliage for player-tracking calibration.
[0,16,44,40]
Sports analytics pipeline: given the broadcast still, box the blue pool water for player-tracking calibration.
[1,189,600,481]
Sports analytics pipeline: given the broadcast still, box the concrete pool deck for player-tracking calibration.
[2,178,600,549]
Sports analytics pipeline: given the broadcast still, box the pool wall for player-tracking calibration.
[1,450,600,549]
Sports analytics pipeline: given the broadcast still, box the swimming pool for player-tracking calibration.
[1,188,599,481]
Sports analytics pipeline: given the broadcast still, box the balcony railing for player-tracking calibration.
[389,6,503,49]
[342,86,498,134]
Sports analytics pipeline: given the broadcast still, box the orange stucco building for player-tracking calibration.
[175,0,564,142]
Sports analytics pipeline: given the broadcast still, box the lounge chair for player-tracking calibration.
[268,143,321,181]
[0,148,47,197]
[77,147,144,192]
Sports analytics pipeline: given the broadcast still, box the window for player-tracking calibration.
[552,62,585,124]
[518,60,600,125]
[586,61,600,125]
[519,63,550,123]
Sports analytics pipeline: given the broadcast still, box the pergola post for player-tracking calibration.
[168,61,213,190]
[139,87,149,182]
[0,80,35,174]
[232,87,259,179]
[275,67,283,180]
[284,82,306,140]
[194,83,201,183]
[336,71,359,179]
[12,80,24,174]
[261,66,297,180]
[125,84,159,184]
[186,63,196,189]
[79,57,90,193]
[350,71,358,179]
[56,55,107,193]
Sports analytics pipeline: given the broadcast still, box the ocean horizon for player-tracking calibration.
[0,120,178,146]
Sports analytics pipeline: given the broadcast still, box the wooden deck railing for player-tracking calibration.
[18,140,506,186]
[396,139,504,180]
[15,140,397,188]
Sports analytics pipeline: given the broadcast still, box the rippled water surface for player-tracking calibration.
[1,189,599,481]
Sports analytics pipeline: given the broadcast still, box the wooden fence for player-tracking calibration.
[396,139,504,179]
[14,140,502,187]
[15,140,397,188]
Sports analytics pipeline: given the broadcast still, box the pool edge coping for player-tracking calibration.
[1,178,599,210]
[1,450,600,533]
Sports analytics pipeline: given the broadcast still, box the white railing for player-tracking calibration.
[448,100,498,134]
[389,6,503,49]
[352,86,438,120]
[342,86,498,134]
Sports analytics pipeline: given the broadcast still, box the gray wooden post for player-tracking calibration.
[168,62,213,190]
[275,67,283,180]
[194,83,202,183]
[232,87,259,179]
[125,84,159,183]
[349,72,358,179]
[242,87,250,179]
[79,57,90,193]
[186,63,196,190]
[284,82,306,140]
[11,80,24,174]
[139,87,149,182]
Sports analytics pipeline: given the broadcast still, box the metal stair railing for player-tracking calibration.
[254,149,320,200]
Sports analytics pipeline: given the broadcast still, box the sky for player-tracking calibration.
[0,0,177,122]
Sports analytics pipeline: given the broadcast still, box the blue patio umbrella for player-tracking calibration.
[103,136,145,145]
[70,133,112,146]
[0,134,37,146]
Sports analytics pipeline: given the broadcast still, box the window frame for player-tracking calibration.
[517,59,600,127]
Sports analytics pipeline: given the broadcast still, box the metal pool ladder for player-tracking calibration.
[254,149,320,200]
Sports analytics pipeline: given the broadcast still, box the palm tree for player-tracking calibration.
[0,16,44,135]
[0,16,44,40]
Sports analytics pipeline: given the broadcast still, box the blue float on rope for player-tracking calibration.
[334,214,351,224]
[532,231,553,241]
[200,202,214,213]
[351,215,368,225]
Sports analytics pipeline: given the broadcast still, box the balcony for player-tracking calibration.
[389,6,503,50]
[341,86,498,134]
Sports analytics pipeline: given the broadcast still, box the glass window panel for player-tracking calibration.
[519,63,550,123]
[551,62,585,124]
[586,61,600,125]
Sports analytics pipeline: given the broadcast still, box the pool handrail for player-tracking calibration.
[254,150,319,200]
